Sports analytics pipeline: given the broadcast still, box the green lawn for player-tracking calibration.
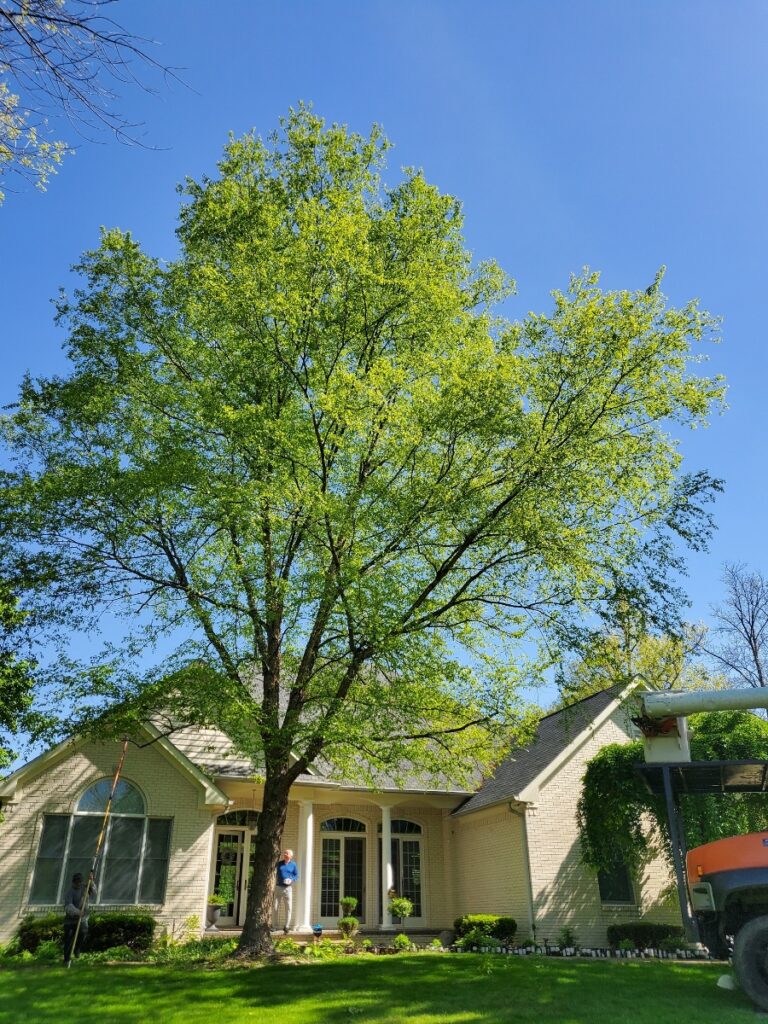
[0,955,756,1023]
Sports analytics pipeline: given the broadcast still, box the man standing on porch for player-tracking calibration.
[274,849,299,934]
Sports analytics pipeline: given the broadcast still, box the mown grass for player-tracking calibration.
[0,954,755,1023]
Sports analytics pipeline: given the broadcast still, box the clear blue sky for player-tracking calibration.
[1,0,766,634]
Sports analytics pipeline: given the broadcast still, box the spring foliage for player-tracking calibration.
[577,710,768,873]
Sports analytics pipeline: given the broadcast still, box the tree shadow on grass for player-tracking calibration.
[0,956,755,1024]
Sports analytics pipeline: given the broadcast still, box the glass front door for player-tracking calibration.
[320,836,366,923]
[213,831,243,927]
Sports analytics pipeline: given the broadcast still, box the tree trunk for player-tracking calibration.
[236,772,291,956]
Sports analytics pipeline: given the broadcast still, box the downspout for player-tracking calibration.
[508,800,536,942]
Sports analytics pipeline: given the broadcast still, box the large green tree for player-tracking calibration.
[0,109,725,953]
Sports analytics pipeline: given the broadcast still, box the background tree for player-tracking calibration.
[0,0,175,201]
[554,599,723,709]
[703,562,768,690]
[0,109,725,954]
[578,710,768,875]
[0,580,34,773]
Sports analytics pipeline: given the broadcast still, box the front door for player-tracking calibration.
[320,835,366,924]
[213,830,244,928]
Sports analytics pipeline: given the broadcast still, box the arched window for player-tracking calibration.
[377,819,422,834]
[216,809,260,828]
[320,817,366,833]
[319,818,366,920]
[29,777,171,907]
[77,779,145,815]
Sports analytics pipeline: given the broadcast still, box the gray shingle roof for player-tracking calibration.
[452,686,621,816]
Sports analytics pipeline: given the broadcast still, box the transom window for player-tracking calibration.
[320,817,366,833]
[216,809,260,828]
[29,778,172,906]
[377,819,422,834]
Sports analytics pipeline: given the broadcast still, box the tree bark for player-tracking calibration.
[236,772,291,956]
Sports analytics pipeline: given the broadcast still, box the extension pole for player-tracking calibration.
[67,737,130,968]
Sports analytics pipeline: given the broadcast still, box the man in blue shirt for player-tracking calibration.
[274,849,299,934]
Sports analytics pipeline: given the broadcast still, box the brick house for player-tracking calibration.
[0,685,678,945]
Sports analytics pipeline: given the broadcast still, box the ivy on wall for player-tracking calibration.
[577,710,768,873]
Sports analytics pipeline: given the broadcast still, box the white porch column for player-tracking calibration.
[380,804,394,930]
[297,799,314,933]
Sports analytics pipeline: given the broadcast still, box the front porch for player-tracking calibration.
[207,786,459,933]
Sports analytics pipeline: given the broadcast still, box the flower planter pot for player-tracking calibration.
[206,905,222,930]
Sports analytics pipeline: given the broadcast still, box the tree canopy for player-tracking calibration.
[577,710,768,875]
[0,581,34,772]
[0,108,725,949]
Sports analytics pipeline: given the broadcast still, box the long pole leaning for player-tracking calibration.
[67,736,130,968]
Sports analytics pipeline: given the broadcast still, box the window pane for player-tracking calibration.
[77,779,144,815]
[64,815,102,886]
[320,838,341,916]
[101,818,143,903]
[344,838,365,923]
[378,820,422,834]
[598,862,634,904]
[139,820,171,904]
[29,815,69,903]
[401,840,422,916]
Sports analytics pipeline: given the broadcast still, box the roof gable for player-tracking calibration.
[453,685,631,816]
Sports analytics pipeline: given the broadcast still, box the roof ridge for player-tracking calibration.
[537,683,623,724]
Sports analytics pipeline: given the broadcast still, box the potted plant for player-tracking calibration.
[206,892,228,930]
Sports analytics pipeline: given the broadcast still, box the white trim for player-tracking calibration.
[0,725,229,810]
[517,681,640,802]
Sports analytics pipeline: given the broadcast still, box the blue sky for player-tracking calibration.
[1,0,766,638]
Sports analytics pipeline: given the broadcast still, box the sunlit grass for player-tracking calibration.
[0,954,755,1024]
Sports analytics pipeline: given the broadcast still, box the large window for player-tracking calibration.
[29,779,172,906]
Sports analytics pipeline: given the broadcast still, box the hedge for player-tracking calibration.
[453,914,517,943]
[17,912,156,953]
[606,922,684,950]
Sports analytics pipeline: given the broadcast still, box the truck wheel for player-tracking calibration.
[734,916,768,1010]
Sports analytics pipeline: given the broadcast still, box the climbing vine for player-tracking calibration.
[577,710,768,873]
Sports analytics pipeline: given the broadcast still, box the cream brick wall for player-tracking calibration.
[0,738,216,943]
[450,807,531,935]
[524,706,677,947]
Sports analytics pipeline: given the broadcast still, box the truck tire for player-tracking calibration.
[734,916,768,1010]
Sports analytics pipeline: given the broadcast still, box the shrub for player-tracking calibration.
[17,915,64,953]
[146,937,237,964]
[392,932,412,952]
[457,927,502,951]
[88,913,156,951]
[388,897,414,921]
[606,922,684,950]
[558,926,578,948]
[340,896,358,916]
[453,914,517,943]
[618,938,635,951]
[274,936,302,955]
[34,939,63,962]
[337,915,359,938]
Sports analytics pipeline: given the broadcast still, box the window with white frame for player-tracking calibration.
[29,779,172,905]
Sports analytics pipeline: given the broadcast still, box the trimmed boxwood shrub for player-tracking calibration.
[17,912,156,954]
[88,913,156,951]
[17,914,63,953]
[606,922,684,950]
[453,914,517,943]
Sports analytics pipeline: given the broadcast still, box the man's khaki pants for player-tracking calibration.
[273,884,294,932]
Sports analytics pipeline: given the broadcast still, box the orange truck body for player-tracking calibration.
[687,833,768,880]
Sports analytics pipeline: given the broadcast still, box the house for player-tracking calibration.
[0,684,679,946]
